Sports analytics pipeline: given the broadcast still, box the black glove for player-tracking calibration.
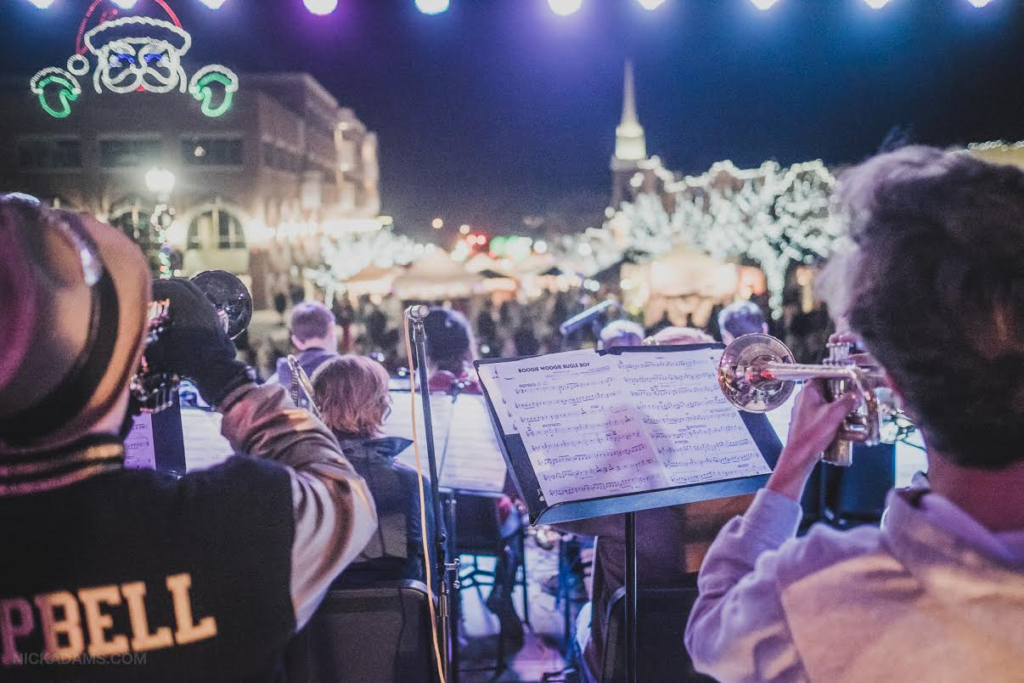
[149,278,255,407]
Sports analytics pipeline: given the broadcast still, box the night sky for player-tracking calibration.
[2,0,1023,238]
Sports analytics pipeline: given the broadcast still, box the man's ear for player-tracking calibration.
[291,334,303,350]
[883,370,916,420]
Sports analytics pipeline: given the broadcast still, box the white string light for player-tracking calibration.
[549,0,583,17]
[415,0,450,15]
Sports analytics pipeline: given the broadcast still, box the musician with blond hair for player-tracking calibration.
[311,354,437,587]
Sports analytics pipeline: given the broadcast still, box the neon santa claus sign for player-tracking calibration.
[30,1,239,119]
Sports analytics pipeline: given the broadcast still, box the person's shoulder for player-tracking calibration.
[773,522,889,585]
[177,456,291,496]
[390,457,430,486]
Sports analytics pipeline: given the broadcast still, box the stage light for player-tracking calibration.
[415,0,450,15]
[27,0,56,8]
[304,0,338,15]
[636,0,665,9]
[110,0,137,8]
[199,0,229,8]
[864,0,890,8]
[549,0,583,17]
[749,0,778,10]
[966,0,993,6]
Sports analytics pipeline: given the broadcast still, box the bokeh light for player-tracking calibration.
[415,0,450,15]
[549,0,583,17]
[304,0,339,16]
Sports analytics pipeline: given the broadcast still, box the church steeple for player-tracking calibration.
[614,60,647,162]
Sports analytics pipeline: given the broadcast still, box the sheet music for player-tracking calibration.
[385,392,506,493]
[180,409,235,472]
[437,394,508,493]
[478,347,773,506]
[124,413,157,470]
[614,349,771,486]
[479,351,669,505]
[384,391,454,456]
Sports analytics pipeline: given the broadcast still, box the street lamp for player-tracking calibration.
[145,167,177,277]
[145,167,176,202]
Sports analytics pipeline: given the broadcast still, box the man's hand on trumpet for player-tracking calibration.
[149,278,253,407]
[766,380,859,501]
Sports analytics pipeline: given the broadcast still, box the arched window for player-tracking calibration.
[109,195,157,251]
[187,203,246,250]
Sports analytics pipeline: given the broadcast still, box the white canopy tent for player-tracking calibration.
[392,251,485,300]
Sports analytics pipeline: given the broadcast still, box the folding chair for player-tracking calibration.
[284,580,439,683]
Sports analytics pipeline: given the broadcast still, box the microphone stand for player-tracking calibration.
[406,306,460,683]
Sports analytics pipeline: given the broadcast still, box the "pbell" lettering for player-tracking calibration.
[0,572,217,665]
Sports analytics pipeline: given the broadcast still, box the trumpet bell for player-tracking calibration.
[717,333,796,413]
[191,270,252,340]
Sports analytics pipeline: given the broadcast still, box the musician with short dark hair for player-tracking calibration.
[685,147,1024,680]
[420,307,525,642]
[269,301,339,387]
[0,197,377,681]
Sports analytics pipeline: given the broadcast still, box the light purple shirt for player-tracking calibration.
[686,488,1024,682]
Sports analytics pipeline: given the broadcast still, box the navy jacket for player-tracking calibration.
[332,437,438,588]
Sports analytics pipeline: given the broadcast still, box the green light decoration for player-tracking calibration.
[30,69,82,119]
[189,66,239,118]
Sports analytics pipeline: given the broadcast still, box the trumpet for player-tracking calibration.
[717,333,901,466]
[131,270,253,413]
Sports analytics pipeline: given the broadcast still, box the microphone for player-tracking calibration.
[405,304,430,322]
[559,299,617,336]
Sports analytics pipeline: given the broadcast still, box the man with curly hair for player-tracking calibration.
[686,146,1024,681]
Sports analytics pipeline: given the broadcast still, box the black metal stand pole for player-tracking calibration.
[408,307,459,683]
[625,511,638,683]
[446,494,461,680]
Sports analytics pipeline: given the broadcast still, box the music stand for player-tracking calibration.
[475,344,783,683]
